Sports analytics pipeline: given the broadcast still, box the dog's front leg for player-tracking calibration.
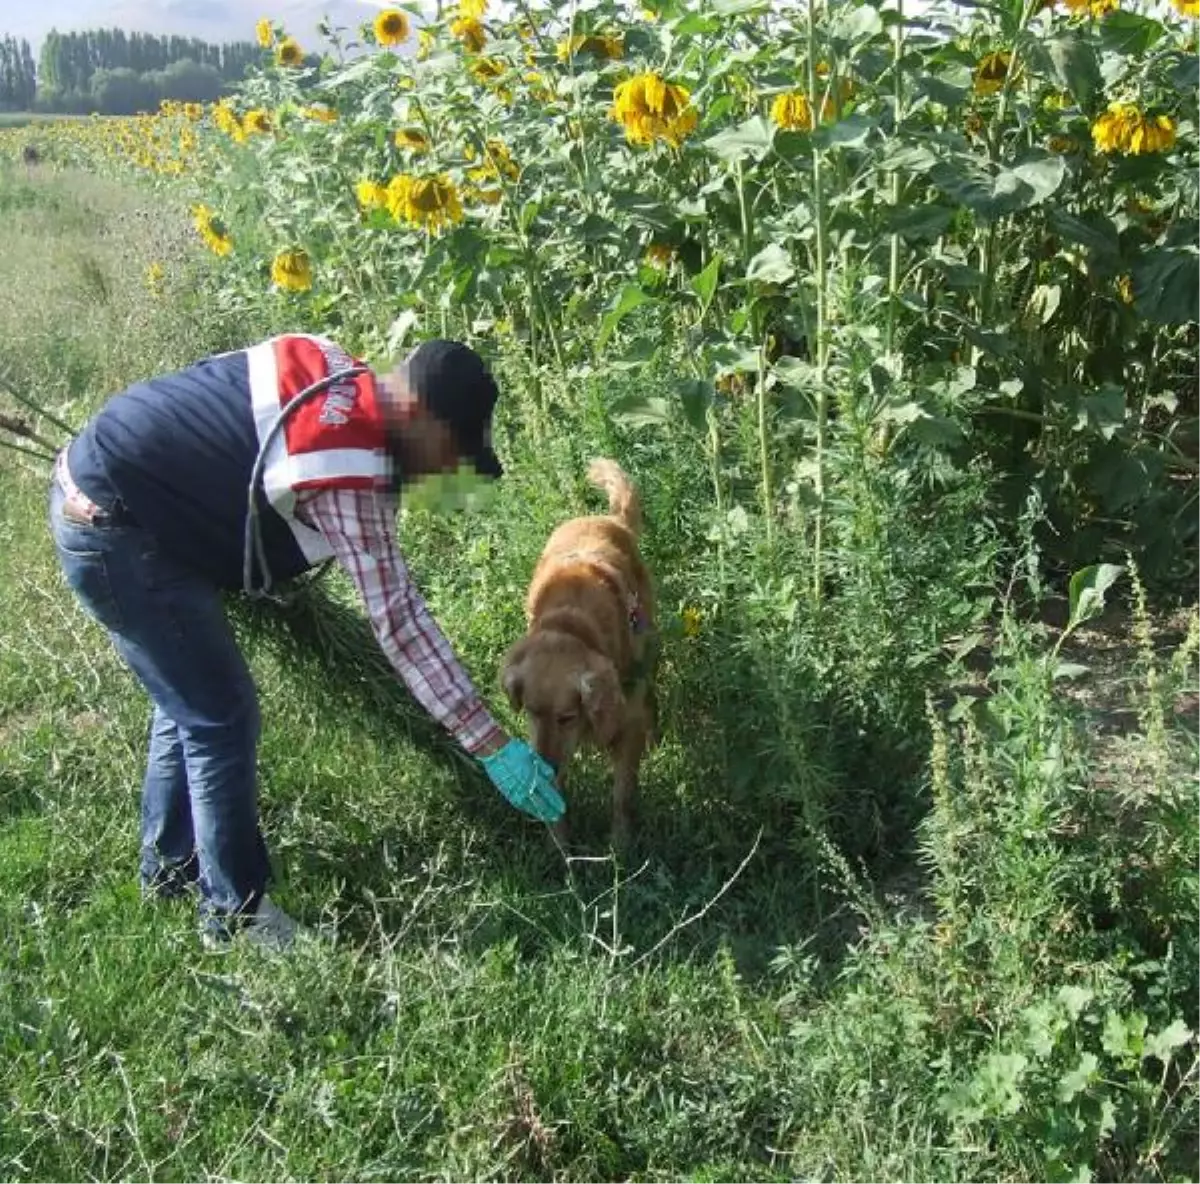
[611,720,647,853]
[547,766,572,855]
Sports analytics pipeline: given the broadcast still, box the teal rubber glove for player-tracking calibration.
[479,739,566,823]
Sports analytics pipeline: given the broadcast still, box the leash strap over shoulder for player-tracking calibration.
[243,365,369,602]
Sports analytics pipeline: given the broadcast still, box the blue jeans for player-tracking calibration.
[48,478,269,932]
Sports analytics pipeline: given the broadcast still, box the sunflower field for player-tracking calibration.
[102,0,1195,590]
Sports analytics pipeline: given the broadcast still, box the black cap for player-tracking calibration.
[405,339,503,479]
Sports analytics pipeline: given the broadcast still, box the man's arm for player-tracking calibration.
[297,485,505,756]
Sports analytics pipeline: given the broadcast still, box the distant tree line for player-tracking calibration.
[14,28,261,115]
[0,37,38,109]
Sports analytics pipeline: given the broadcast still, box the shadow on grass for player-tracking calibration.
[229,576,932,983]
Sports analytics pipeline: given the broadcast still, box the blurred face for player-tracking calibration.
[377,363,459,481]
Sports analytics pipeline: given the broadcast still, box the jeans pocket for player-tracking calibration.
[56,537,124,634]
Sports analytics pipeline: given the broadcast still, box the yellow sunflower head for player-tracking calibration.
[385,173,464,232]
[1060,0,1119,14]
[394,126,429,152]
[374,9,410,46]
[770,92,814,131]
[611,72,698,146]
[973,51,1012,95]
[451,16,488,52]
[255,18,274,47]
[190,204,234,256]
[1127,111,1176,155]
[275,37,304,67]
[557,32,624,62]
[1172,0,1199,16]
[459,0,487,16]
[644,241,674,269]
[271,249,313,292]
[355,179,388,210]
[243,108,272,135]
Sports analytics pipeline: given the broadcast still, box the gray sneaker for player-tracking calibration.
[201,895,310,952]
[244,895,309,951]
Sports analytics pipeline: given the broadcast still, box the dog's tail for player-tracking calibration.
[587,457,641,535]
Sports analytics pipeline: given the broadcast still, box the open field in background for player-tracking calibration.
[0,0,1197,1174]
[0,112,94,128]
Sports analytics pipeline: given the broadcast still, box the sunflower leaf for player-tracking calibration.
[1132,246,1200,325]
[1038,33,1101,111]
[704,115,775,163]
[596,283,655,354]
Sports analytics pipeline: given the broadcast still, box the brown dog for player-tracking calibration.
[501,459,657,849]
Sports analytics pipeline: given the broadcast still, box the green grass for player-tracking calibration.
[0,165,1196,1183]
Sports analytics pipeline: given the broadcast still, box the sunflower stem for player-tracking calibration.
[756,335,775,554]
[885,0,905,359]
[807,0,830,605]
[734,159,753,268]
[975,0,1036,365]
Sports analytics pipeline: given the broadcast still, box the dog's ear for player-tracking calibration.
[500,642,526,710]
[578,656,623,747]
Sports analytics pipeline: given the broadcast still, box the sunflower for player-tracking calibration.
[1128,112,1176,154]
[470,57,506,85]
[1059,0,1119,15]
[557,33,624,61]
[355,179,388,210]
[451,16,487,52]
[459,0,487,15]
[271,249,313,292]
[242,108,272,135]
[393,127,430,153]
[386,174,464,232]
[183,102,203,121]
[213,100,242,140]
[276,37,304,66]
[523,70,554,102]
[465,184,503,205]
[255,18,273,48]
[1091,102,1176,155]
[770,92,815,131]
[644,242,674,269]
[374,9,410,45]
[191,204,233,256]
[303,104,338,122]
[973,51,1012,95]
[465,138,518,182]
[611,72,698,146]
[1172,0,1198,15]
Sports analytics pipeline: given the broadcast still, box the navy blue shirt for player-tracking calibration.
[68,351,310,590]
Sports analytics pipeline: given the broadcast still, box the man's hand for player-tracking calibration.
[479,738,565,823]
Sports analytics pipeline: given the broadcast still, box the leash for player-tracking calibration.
[243,365,369,603]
